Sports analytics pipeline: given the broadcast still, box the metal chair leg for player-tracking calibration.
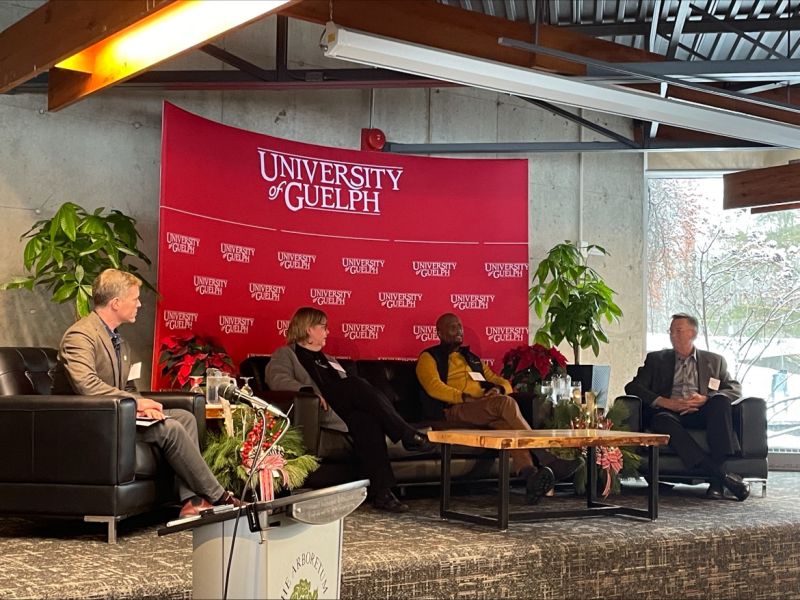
[85,515,120,544]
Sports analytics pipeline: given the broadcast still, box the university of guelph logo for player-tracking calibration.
[166,232,199,255]
[277,319,290,337]
[484,262,528,278]
[219,315,254,334]
[450,294,495,310]
[485,326,528,343]
[412,261,456,278]
[163,310,198,330]
[220,242,255,263]
[413,325,438,342]
[258,147,404,216]
[341,322,385,340]
[378,292,422,309]
[310,288,352,306]
[342,257,384,275]
[278,251,316,270]
[250,283,285,302]
[193,275,227,296]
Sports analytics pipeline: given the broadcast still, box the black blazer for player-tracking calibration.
[624,348,741,407]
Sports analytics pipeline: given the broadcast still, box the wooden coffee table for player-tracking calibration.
[427,429,670,530]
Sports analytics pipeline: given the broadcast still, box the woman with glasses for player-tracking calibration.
[266,306,434,512]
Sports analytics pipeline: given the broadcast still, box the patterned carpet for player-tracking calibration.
[0,472,798,599]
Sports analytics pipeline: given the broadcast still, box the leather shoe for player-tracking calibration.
[706,480,724,499]
[179,496,214,518]
[525,466,555,505]
[722,472,750,501]
[371,490,409,513]
[402,432,436,453]
[548,456,584,482]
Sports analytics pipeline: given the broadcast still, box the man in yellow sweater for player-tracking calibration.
[416,312,580,504]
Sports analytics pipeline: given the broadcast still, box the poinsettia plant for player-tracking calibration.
[158,333,234,390]
[500,343,568,393]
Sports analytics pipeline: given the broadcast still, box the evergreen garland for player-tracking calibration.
[545,399,642,495]
[202,406,319,498]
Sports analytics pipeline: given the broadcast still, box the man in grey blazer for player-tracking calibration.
[58,268,241,518]
[625,313,749,501]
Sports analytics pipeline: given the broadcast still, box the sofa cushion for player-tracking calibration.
[0,347,58,396]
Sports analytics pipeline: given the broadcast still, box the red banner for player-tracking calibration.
[152,102,529,388]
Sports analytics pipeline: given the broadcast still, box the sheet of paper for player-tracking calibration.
[128,362,142,380]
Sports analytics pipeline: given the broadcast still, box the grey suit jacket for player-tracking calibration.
[625,347,741,407]
[59,311,140,397]
[265,344,348,432]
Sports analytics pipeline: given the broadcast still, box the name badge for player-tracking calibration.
[708,377,720,391]
[128,362,142,380]
[329,361,346,373]
[468,371,486,382]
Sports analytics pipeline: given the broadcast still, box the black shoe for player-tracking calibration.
[706,480,724,499]
[548,456,584,482]
[371,490,409,513]
[402,432,436,453]
[525,466,555,505]
[722,472,750,501]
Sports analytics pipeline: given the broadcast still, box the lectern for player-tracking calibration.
[159,480,368,599]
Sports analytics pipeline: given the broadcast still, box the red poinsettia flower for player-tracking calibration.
[159,333,234,390]
[500,343,569,393]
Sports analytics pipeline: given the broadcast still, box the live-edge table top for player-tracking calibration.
[427,429,669,450]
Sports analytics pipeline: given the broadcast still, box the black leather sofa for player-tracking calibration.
[0,347,205,543]
[240,355,552,490]
[615,394,769,494]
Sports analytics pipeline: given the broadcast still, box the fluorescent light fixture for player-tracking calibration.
[54,1,290,91]
[322,22,800,149]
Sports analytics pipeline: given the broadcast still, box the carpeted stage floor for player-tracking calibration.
[1,472,799,599]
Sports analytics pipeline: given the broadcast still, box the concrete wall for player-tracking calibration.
[0,7,645,398]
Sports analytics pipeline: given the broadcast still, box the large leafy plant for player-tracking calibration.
[529,241,622,364]
[1,202,155,318]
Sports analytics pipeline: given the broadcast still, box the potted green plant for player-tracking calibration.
[529,241,622,364]
[0,202,155,318]
[529,241,623,409]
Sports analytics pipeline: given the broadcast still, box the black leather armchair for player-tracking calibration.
[0,347,205,542]
[615,394,769,495]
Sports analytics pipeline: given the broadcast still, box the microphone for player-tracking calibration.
[217,383,288,418]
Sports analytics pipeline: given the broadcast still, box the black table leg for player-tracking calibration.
[498,448,510,530]
[440,443,452,519]
[586,446,598,506]
[648,444,659,520]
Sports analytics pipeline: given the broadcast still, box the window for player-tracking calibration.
[646,175,800,460]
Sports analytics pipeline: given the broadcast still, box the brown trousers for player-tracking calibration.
[443,394,534,474]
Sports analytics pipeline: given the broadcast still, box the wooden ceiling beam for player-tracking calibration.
[284,1,799,132]
[0,0,178,94]
[723,162,800,210]
[281,0,665,76]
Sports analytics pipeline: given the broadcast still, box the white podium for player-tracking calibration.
[159,480,368,600]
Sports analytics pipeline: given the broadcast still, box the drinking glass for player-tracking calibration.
[188,376,204,394]
[571,381,583,404]
[240,376,254,396]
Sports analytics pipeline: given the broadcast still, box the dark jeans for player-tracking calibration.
[324,376,415,495]
[647,394,741,473]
